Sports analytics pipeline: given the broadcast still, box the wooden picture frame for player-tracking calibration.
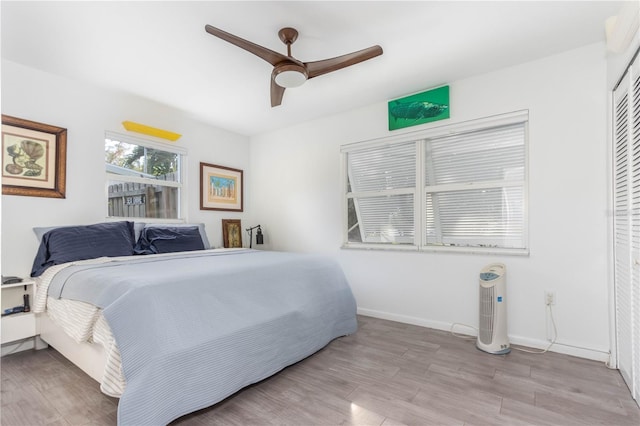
[200,162,243,211]
[2,115,67,198]
[222,219,243,248]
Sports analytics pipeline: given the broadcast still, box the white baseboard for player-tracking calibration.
[357,307,453,331]
[357,308,611,363]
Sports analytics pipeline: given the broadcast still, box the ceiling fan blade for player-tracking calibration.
[205,24,288,66]
[270,77,286,107]
[304,45,383,79]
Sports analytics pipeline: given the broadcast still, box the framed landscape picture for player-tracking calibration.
[200,162,243,211]
[1,115,67,198]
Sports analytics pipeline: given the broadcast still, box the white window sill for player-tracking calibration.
[341,243,529,256]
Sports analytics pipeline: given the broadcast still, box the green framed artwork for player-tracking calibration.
[388,85,450,131]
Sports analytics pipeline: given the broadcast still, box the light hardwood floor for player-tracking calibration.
[1,315,639,425]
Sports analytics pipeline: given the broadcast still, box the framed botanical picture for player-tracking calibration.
[222,219,243,248]
[200,162,243,211]
[2,115,67,198]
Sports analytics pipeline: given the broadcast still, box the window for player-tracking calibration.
[346,140,416,244]
[105,132,185,219]
[343,111,528,253]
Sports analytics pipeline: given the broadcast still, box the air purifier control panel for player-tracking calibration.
[479,264,505,282]
[480,272,499,281]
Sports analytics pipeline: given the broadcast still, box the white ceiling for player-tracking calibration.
[1,1,624,136]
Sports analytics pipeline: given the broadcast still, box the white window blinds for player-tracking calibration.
[346,141,416,244]
[343,111,528,253]
[425,123,526,249]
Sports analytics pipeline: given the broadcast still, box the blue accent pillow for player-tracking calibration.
[30,221,136,277]
[34,221,146,243]
[142,223,210,249]
[134,226,205,255]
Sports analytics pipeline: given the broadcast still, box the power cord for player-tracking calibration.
[449,302,558,354]
[511,302,557,354]
[605,352,617,370]
[450,322,478,340]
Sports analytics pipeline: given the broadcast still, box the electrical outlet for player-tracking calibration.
[545,290,556,305]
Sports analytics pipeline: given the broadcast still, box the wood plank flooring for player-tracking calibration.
[1,315,639,425]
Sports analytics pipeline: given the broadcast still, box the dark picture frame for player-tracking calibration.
[222,219,243,248]
[200,162,243,211]
[2,115,67,198]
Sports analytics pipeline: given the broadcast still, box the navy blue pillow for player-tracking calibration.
[30,221,135,277]
[134,226,205,255]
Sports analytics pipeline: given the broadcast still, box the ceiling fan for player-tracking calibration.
[204,25,383,107]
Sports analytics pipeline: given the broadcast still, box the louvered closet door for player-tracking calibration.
[613,61,639,403]
[632,64,640,403]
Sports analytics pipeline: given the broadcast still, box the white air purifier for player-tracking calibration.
[477,263,510,355]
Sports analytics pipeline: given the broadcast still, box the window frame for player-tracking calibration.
[105,131,187,222]
[341,110,529,255]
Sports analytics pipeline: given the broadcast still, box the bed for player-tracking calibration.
[31,221,357,425]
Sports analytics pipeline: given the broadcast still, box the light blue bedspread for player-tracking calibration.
[47,249,357,425]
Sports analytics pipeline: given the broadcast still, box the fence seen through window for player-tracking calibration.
[105,135,183,219]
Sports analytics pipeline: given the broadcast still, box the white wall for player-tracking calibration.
[1,60,250,276]
[249,43,611,360]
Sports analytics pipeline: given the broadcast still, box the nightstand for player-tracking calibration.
[1,279,36,344]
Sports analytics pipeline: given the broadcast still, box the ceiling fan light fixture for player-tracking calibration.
[274,64,308,88]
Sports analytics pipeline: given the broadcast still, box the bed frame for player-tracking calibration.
[37,312,106,384]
